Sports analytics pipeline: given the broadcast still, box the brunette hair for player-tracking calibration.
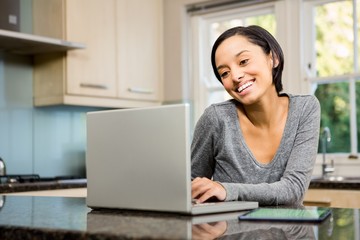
[211,25,284,94]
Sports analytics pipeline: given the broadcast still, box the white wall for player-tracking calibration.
[163,0,208,104]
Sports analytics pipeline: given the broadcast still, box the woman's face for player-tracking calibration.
[215,35,276,105]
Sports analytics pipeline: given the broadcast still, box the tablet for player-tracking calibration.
[238,207,332,223]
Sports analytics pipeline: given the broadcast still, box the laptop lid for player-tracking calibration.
[86,104,258,215]
[86,104,193,213]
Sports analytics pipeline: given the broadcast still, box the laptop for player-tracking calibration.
[86,104,258,215]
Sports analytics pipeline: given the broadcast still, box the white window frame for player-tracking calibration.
[303,0,359,155]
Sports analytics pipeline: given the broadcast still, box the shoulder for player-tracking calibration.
[204,100,237,115]
[284,94,321,125]
[285,93,320,112]
[196,100,237,127]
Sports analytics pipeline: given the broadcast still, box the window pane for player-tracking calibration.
[315,0,354,77]
[315,82,350,153]
[210,19,243,44]
[246,14,276,36]
[211,14,276,46]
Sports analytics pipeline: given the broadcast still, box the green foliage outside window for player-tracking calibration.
[315,82,351,153]
[313,0,359,153]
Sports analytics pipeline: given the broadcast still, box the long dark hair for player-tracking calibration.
[211,25,284,94]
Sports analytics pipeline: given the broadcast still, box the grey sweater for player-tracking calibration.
[191,94,321,206]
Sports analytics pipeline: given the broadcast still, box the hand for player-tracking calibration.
[192,221,227,240]
[191,177,226,203]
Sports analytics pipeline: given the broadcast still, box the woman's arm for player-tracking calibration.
[191,106,218,179]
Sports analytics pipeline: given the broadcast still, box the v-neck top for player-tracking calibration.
[191,93,321,206]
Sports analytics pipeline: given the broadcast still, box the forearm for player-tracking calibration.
[221,179,305,206]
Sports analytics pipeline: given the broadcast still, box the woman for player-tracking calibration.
[191,25,320,206]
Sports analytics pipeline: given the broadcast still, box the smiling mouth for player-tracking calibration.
[237,80,254,93]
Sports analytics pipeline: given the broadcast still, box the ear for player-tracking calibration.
[269,51,279,68]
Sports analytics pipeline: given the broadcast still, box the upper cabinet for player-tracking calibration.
[33,0,163,108]
[116,0,163,102]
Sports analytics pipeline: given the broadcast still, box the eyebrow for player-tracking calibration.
[216,50,250,71]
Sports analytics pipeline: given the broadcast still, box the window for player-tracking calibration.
[304,0,360,155]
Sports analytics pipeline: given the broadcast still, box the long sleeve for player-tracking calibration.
[191,106,218,179]
[191,95,321,206]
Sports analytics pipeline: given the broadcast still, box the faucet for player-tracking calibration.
[0,157,6,176]
[321,127,334,178]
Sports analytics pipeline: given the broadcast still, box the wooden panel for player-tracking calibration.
[32,0,64,39]
[65,0,117,98]
[32,0,163,108]
[33,53,66,99]
[116,0,163,101]
[304,189,360,208]
[4,188,87,197]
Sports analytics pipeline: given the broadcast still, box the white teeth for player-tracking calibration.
[238,81,253,92]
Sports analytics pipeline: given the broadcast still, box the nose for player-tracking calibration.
[231,68,245,82]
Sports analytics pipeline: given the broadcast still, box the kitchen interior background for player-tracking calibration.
[2,0,359,178]
[0,0,187,178]
[0,0,102,177]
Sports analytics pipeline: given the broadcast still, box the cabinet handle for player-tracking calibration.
[80,83,108,89]
[128,87,154,94]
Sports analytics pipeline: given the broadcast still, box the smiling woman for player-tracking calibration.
[212,31,282,106]
[188,1,278,124]
[191,25,321,206]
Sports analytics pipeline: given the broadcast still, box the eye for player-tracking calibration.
[220,71,230,79]
[239,59,249,66]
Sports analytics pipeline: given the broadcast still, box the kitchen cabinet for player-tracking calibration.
[304,189,360,208]
[33,0,163,108]
[116,0,163,102]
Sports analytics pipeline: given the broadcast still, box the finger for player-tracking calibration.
[197,189,214,203]
[197,182,226,203]
[195,184,215,203]
[191,177,205,185]
[191,178,212,199]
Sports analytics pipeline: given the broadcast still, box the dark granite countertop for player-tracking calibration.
[0,195,358,239]
[0,179,87,193]
[310,176,360,190]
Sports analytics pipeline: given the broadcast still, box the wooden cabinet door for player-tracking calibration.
[304,189,360,208]
[116,0,163,101]
[33,0,163,107]
[65,0,117,98]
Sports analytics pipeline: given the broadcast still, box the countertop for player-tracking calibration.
[1,176,359,194]
[309,177,360,190]
[0,179,87,193]
[0,195,358,239]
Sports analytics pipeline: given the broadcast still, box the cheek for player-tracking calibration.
[222,79,233,91]
[245,64,259,75]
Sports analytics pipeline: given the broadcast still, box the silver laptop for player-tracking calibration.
[86,104,258,215]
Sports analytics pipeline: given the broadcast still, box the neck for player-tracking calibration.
[239,93,286,129]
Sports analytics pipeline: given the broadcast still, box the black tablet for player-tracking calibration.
[238,207,332,223]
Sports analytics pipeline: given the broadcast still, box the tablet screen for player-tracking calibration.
[238,207,332,222]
